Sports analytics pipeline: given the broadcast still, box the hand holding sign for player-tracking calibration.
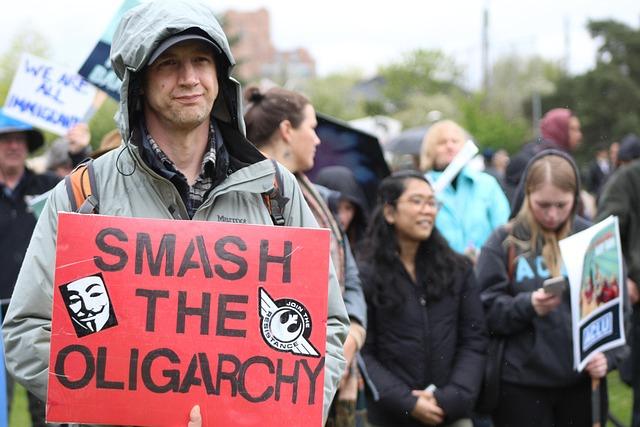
[66,123,91,154]
[628,279,639,305]
[584,352,608,379]
[187,405,202,427]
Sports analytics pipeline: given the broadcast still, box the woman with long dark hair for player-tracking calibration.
[359,171,487,426]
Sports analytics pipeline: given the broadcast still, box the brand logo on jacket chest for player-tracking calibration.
[217,214,247,224]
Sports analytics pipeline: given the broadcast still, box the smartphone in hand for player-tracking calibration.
[543,276,567,296]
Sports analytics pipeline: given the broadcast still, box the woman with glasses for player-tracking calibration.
[359,171,487,427]
[477,150,609,426]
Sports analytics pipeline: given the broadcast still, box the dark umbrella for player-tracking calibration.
[385,125,430,155]
[308,112,390,209]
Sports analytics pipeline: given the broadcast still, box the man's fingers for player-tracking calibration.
[188,405,202,427]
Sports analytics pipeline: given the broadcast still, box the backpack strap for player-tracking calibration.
[261,159,290,226]
[65,159,99,214]
[507,241,517,282]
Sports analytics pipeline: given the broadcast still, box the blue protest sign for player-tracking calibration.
[77,0,140,101]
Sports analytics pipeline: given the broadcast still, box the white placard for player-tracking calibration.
[431,139,479,194]
[559,216,625,371]
[3,53,98,135]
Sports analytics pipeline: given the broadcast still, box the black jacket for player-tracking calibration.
[314,166,369,251]
[360,260,487,426]
[0,169,59,301]
[596,161,640,285]
[477,218,591,388]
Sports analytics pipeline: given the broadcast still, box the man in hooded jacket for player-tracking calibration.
[2,1,348,423]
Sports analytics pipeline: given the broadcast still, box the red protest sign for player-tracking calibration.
[48,213,330,426]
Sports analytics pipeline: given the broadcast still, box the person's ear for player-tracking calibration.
[383,203,396,224]
[278,120,293,143]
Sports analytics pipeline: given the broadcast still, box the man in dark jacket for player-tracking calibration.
[0,109,59,311]
[586,145,612,197]
[597,158,640,427]
[0,109,59,427]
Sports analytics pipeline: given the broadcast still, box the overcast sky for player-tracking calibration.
[2,0,639,88]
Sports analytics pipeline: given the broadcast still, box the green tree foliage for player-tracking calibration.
[489,54,563,120]
[306,70,367,120]
[378,49,463,111]
[392,93,460,129]
[590,19,640,87]
[88,98,120,150]
[459,94,530,154]
[541,19,640,151]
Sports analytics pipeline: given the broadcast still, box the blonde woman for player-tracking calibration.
[477,150,609,426]
[419,120,509,259]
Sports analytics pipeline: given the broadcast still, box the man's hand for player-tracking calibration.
[411,390,444,426]
[628,279,639,305]
[585,352,608,379]
[66,123,91,154]
[531,289,562,316]
[339,334,359,391]
[188,405,202,427]
[343,334,357,370]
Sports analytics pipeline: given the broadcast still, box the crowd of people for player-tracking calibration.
[1,1,639,427]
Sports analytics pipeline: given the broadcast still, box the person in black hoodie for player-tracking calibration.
[314,165,369,253]
[477,150,609,426]
[359,171,487,426]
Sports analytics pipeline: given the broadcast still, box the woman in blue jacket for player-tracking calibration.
[419,120,509,260]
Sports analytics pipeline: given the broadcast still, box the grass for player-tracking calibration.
[608,372,633,427]
[5,374,634,427]
[9,384,29,427]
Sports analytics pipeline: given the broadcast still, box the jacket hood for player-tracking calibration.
[314,166,369,213]
[110,0,245,142]
[618,133,640,162]
[314,166,369,235]
[509,148,581,220]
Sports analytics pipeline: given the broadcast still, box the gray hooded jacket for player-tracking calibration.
[2,0,347,422]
